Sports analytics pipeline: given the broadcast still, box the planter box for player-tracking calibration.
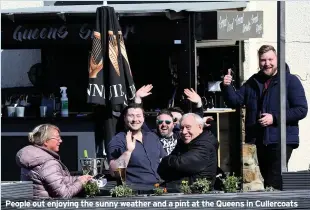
[1,181,33,199]
[282,171,310,190]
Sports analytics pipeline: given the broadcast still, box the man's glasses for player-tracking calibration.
[173,118,178,122]
[157,120,172,125]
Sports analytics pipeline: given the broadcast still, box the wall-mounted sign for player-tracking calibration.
[12,24,96,41]
[195,11,264,40]
[13,25,69,42]
[217,11,263,40]
[1,20,177,49]
[1,23,96,48]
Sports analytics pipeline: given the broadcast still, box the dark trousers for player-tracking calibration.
[256,143,295,189]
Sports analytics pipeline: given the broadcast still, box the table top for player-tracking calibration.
[204,108,236,114]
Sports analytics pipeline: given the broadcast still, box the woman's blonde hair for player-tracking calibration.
[28,124,60,145]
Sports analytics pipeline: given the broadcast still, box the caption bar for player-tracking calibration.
[6,199,299,209]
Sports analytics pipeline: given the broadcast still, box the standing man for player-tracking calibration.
[221,45,308,189]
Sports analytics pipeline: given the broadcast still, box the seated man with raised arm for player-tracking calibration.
[107,103,167,186]
[134,85,213,154]
[157,113,218,187]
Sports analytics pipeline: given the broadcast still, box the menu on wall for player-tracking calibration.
[217,11,263,40]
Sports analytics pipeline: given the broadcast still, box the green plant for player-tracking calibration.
[153,183,167,196]
[110,184,133,197]
[180,180,192,194]
[222,173,242,193]
[190,178,211,194]
[83,181,99,197]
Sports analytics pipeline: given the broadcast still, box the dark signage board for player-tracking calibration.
[217,11,263,40]
[1,15,179,49]
[195,11,263,40]
[1,23,95,49]
[1,10,263,49]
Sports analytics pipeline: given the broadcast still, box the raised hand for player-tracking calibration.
[126,130,136,152]
[135,84,153,104]
[136,84,153,98]
[223,68,233,86]
[184,88,202,104]
[203,116,214,127]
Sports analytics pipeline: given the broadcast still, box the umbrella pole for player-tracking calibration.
[277,1,287,190]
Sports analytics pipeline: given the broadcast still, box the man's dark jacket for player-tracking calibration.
[157,130,218,186]
[221,64,308,146]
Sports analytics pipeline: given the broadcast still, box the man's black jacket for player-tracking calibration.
[157,130,218,186]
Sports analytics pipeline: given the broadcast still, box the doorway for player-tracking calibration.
[195,40,242,174]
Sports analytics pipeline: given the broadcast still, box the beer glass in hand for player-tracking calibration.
[114,159,126,185]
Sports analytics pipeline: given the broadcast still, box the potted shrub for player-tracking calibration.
[180,178,211,194]
[83,181,100,197]
[110,185,134,197]
[222,173,242,193]
[153,183,168,196]
[180,180,192,194]
[190,178,211,194]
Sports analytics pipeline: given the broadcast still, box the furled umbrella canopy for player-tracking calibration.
[87,6,136,157]
[87,6,136,111]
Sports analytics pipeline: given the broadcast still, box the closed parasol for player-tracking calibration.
[87,6,136,156]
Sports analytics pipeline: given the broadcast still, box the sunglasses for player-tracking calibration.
[157,120,172,125]
[173,118,178,122]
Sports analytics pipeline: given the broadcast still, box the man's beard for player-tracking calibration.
[158,129,173,138]
[261,67,277,78]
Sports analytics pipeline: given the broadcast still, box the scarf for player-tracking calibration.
[160,135,178,155]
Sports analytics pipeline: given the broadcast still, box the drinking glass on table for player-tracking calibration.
[114,159,126,185]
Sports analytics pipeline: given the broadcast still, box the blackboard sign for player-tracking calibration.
[217,11,263,40]
[195,11,263,40]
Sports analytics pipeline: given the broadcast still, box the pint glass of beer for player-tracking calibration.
[114,159,126,185]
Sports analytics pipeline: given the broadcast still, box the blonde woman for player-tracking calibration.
[16,124,92,199]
